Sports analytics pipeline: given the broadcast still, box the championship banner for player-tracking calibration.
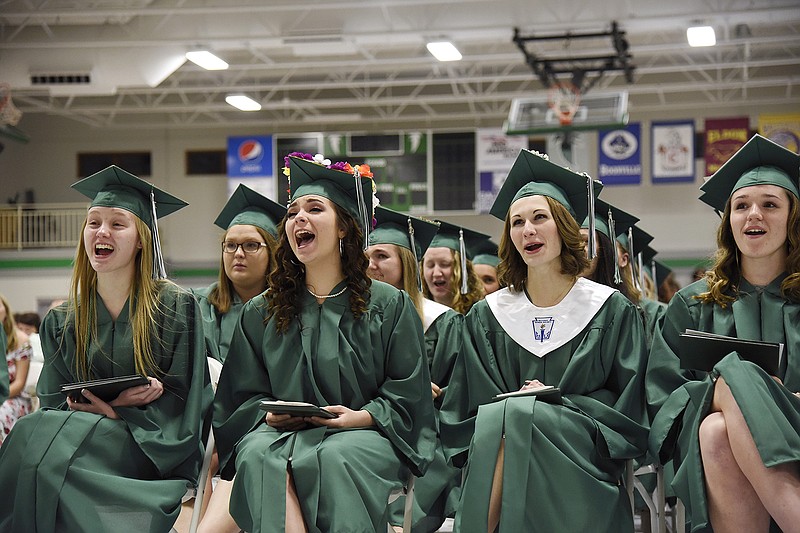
[758,114,800,153]
[227,135,274,198]
[704,117,749,176]
[651,120,695,183]
[597,123,641,185]
[476,128,529,213]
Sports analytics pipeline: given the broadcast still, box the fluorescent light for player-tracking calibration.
[225,95,261,111]
[185,51,229,70]
[687,26,716,47]
[426,41,462,62]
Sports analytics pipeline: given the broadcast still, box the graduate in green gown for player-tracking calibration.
[192,183,284,363]
[619,227,667,344]
[471,237,503,296]
[440,149,649,532]
[646,134,800,533]
[193,184,284,533]
[212,154,436,533]
[0,166,212,533]
[422,221,487,314]
[366,207,464,532]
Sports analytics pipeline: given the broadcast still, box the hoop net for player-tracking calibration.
[547,82,582,126]
[0,83,23,126]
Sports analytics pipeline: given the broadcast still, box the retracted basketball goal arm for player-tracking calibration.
[512,21,635,94]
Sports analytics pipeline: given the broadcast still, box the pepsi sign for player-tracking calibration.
[227,135,273,178]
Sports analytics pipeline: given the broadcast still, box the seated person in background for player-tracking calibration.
[366,207,465,532]
[194,184,284,533]
[422,221,487,314]
[13,311,44,399]
[13,312,40,336]
[471,237,503,296]
[646,135,800,532]
[212,154,436,532]
[440,149,648,532]
[0,294,32,445]
[0,166,211,532]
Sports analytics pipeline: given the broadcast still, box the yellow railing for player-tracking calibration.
[0,203,88,250]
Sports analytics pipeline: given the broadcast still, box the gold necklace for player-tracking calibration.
[307,285,347,299]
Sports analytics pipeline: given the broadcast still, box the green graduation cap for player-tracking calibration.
[286,154,376,248]
[617,224,654,258]
[489,149,603,224]
[368,206,439,261]
[214,183,286,238]
[71,165,188,279]
[647,259,673,289]
[428,220,492,294]
[699,134,800,212]
[471,237,500,268]
[582,198,639,241]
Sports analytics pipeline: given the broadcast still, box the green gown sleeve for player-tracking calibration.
[426,309,464,409]
[191,283,246,363]
[38,287,213,480]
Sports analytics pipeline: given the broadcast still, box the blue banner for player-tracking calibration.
[227,135,273,178]
[597,123,641,185]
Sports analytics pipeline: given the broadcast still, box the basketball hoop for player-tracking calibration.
[0,83,23,126]
[547,82,582,127]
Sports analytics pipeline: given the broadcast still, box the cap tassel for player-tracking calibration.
[628,227,642,292]
[651,259,658,289]
[408,217,423,292]
[608,208,622,285]
[353,168,370,251]
[150,190,167,280]
[586,176,597,260]
[459,229,468,295]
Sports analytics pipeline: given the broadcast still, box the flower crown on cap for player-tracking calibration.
[282,152,380,229]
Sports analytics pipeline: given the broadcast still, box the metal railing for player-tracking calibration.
[0,203,87,250]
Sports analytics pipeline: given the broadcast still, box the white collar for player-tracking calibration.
[422,298,452,331]
[485,278,616,357]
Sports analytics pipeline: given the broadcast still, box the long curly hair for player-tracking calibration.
[421,249,484,314]
[208,226,277,314]
[498,196,590,292]
[267,202,371,333]
[698,191,800,306]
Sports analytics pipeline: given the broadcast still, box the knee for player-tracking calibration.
[698,413,732,463]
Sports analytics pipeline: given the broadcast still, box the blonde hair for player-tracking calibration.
[68,215,169,380]
[0,293,20,353]
[396,246,425,321]
[422,249,484,314]
[615,241,642,304]
[209,226,277,314]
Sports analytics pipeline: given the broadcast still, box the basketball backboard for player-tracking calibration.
[504,90,628,135]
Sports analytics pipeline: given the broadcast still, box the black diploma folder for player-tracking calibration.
[678,329,782,376]
[60,374,149,403]
[259,400,338,419]
[492,385,562,404]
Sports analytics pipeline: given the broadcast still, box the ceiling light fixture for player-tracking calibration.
[426,41,462,62]
[225,94,261,111]
[185,50,229,70]
[686,26,716,47]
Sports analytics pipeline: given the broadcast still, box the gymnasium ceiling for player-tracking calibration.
[1,0,799,134]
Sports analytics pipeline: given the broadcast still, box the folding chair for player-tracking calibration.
[187,357,224,533]
[387,473,416,533]
[626,460,666,533]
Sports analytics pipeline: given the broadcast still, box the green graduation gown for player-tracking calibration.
[646,275,800,533]
[213,280,437,533]
[191,282,246,362]
[0,327,8,404]
[390,299,465,532]
[440,279,649,532]
[0,286,212,533]
[640,296,667,345]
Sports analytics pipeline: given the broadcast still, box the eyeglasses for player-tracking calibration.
[222,241,267,254]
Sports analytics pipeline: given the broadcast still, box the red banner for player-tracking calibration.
[704,117,750,176]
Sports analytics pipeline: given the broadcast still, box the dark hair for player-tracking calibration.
[497,196,589,291]
[584,231,637,302]
[14,311,41,332]
[699,191,800,305]
[267,202,371,333]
